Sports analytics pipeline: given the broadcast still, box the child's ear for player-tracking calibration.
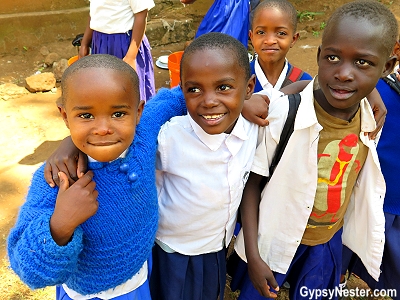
[381,56,397,78]
[290,32,300,48]
[135,100,145,125]
[59,106,70,129]
[245,74,256,100]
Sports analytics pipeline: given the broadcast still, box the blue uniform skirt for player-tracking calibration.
[230,228,342,300]
[195,0,250,47]
[344,213,400,299]
[149,243,226,300]
[55,280,152,300]
[91,31,155,102]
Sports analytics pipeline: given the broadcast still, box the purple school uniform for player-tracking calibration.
[91,31,155,102]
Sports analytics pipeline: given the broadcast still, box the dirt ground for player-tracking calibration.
[0,0,399,299]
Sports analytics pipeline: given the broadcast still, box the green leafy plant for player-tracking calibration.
[297,10,324,22]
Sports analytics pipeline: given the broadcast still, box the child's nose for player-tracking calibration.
[263,33,277,44]
[203,93,218,107]
[93,119,114,135]
[335,64,354,82]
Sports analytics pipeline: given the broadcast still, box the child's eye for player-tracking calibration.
[256,30,265,35]
[327,55,340,62]
[112,112,126,118]
[218,84,231,91]
[277,31,287,36]
[187,87,201,93]
[79,113,94,119]
[355,59,372,67]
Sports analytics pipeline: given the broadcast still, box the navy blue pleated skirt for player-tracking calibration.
[91,31,155,102]
[149,243,226,300]
[344,213,400,299]
[230,228,342,300]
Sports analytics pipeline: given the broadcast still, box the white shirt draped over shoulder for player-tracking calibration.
[235,79,385,281]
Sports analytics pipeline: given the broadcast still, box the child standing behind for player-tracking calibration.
[7,54,186,300]
[233,1,398,299]
[149,32,258,300]
[79,0,155,101]
[249,0,312,97]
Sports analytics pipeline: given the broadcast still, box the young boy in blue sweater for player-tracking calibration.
[232,1,398,299]
[7,54,186,299]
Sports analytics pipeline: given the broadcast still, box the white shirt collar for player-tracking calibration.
[254,57,288,91]
[87,149,128,163]
[188,114,249,153]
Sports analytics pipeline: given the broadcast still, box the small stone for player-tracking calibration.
[44,53,60,67]
[39,46,50,56]
[52,59,69,81]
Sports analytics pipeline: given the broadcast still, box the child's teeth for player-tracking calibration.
[203,114,224,119]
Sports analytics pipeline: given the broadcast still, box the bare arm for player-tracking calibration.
[79,16,93,58]
[123,9,148,70]
[365,88,386,140]
[241,172,279,298]
[44,136,88,187]
[242,80,311,127]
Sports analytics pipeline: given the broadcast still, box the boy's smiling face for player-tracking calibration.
[316,17,395,119]
[180,48,255,135]
[60,68,144,162]
[250,7,298,66]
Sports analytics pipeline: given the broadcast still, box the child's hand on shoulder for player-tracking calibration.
[50,171,98,246]
[242,94,270,127]
[44,137,88,188]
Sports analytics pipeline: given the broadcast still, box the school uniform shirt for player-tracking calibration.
[89,0,155,34]
[234,78,386,281]
[254,57,289,94]
[156,114,259,256]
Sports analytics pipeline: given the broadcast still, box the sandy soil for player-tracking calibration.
[0,0,399,299]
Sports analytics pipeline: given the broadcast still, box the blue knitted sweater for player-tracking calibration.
[7,87,186,295]
[376,78,400,215]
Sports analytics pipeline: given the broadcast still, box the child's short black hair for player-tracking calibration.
[61,54,140,106]
[251,0,298,32]
[324,0,398,58]
[181,32,251,80]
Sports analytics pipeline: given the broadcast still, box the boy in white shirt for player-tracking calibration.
[232,1,398,299]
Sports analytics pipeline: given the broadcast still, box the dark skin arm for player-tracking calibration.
[79,16,93,58]
[44,136,87,187]
[50,170,98,245]
[242,80,386,139]
[241,172,279,297]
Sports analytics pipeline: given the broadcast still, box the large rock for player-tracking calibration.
[25,72,56,92]
[53,59,69,81]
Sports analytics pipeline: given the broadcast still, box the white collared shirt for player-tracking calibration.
[254,57,288,99]
[89,0,155,34]
[235,78,385,281]
[156,114,259,255]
